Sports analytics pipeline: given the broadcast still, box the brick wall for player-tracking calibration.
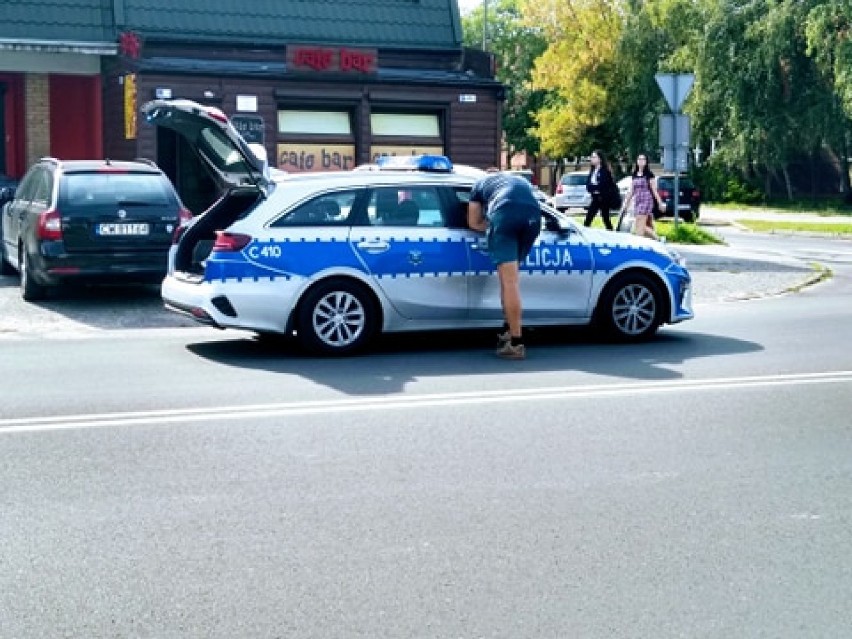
[25,74,50,167]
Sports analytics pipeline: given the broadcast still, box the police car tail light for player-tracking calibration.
[213,231,252,252]
[37,209,63,241]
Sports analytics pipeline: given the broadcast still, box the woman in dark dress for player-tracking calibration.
[584,150,616,230]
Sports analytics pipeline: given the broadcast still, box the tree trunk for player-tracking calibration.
[844,131,852,205]
[782,166,793,201]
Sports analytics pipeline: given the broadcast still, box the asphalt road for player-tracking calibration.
[1,233,851,638]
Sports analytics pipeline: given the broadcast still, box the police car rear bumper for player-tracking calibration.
[162,276,226,328]
[161,274,301,333]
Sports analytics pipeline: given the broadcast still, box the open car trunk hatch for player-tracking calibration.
[142,99,270,193]
[174,187,264,278]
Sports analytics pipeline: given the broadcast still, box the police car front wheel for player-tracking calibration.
[596,272,663,341]
[297,280,378,355]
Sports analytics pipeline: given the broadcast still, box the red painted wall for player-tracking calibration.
[0,73,26,178]
[49,75,103,160]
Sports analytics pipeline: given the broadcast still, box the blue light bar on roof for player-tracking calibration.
[375,154,454,173]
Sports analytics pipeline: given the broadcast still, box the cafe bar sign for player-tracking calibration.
[287,45,377,75]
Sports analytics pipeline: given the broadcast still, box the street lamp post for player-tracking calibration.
[482,0,488,50]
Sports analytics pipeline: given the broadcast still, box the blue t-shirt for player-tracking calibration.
[469,173,539,220]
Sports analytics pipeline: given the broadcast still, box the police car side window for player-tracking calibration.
[270,190,360,227]
[445,187,471,229]
[367,186,447,227]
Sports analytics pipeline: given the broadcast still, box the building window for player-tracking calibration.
[276,109,355,173]
[370,113,439,137]
[278,110,352,136]
[369,111,444,164]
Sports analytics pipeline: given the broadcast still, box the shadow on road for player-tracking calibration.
[185,327,763,395]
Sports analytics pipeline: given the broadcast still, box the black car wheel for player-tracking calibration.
[297,279,378,355]
[596,272,664,341]
[20,251,48,301]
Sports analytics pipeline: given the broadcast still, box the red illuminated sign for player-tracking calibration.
[288,46,377,74]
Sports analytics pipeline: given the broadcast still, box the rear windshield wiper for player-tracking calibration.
[115,200,158,206]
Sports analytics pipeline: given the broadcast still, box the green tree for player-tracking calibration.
[806,0,852,199]
[462,0,548,157]
[521,0,625,159]
[694,0,846,199]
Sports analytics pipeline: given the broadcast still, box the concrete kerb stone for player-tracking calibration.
[677,242,828,303]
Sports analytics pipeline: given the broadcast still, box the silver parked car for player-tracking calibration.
[551,171,591,212]
[142,99,694,355]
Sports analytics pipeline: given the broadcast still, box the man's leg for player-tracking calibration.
[497,261,522,338]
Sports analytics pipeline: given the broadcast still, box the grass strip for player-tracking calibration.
[737,220,852,235]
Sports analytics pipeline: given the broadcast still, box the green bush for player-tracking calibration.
[693,162,762,204]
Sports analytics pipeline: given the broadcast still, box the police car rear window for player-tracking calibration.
[561,174,586,186]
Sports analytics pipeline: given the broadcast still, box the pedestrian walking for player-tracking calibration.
[468,170,542,360]
[584,150,617,230]
[619,153,665,241]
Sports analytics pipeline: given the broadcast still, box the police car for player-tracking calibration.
[143,100,693,355]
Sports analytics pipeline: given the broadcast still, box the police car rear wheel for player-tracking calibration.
[597,273,662,341]
[297,280,376,355]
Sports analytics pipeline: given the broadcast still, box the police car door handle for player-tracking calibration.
[471,242,488,252]
[356,239,390,253]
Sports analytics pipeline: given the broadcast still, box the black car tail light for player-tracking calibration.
[212,231,252,252]
[36,209,63,241]
[172,207,194,244]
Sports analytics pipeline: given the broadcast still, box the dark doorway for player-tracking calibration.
[156,127,218,215]
[0,82,7,177]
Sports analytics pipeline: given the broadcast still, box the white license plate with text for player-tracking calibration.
[97,223,150,236]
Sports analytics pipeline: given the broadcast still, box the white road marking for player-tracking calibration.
[2,370,851,435]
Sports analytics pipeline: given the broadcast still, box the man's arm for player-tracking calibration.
[467,201,488,232]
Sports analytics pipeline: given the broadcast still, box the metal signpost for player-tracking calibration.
[655,73,694,227]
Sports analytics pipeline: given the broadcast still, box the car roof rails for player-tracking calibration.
[38,157,61,165]
[132,157,159,168]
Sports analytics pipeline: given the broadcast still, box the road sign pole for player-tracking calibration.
[672,75,680,228]
[655,73,694,231]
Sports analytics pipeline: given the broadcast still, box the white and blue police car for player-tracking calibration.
[143,100,693,355]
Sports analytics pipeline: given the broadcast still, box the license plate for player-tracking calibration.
[97,223,150,236]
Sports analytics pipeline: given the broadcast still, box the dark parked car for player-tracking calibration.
[655,175,701,222]
[0,157,190,300]
[0,176,16,208]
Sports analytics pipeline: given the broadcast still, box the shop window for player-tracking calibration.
[276,109,355,173]
[370,112,443,164]
[278,110,352,136]
[370,113,439,137]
